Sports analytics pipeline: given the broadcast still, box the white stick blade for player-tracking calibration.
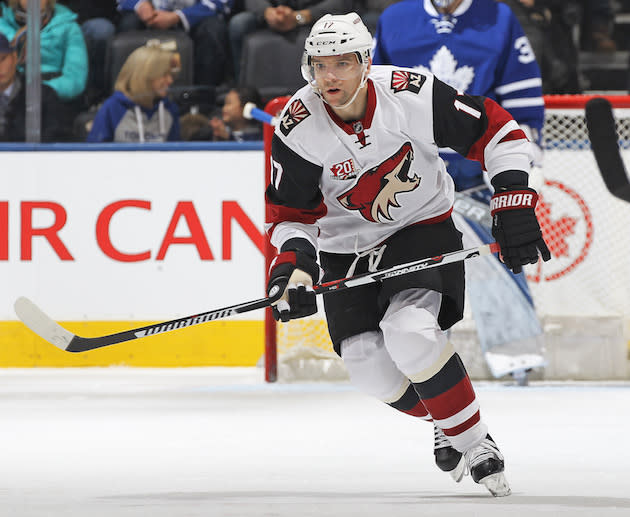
[14,297,76,350]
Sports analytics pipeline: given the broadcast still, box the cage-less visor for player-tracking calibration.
[301,53,366,85]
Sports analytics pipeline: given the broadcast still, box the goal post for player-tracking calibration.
[263,94,630,382]
[263,96,291,382]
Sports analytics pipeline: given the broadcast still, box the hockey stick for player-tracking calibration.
[243,102,279,127]
[14,242,499,353]
[585,97,630,203]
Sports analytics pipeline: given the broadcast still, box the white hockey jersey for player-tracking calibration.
[266,65,532,255]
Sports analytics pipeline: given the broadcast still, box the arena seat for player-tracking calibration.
[239,29,309,100]
[105,30,195,93]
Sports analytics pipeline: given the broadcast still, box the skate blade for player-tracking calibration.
[480,472,511,497]
[449,456,466,483]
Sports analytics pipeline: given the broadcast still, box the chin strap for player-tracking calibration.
[312,65,369,110]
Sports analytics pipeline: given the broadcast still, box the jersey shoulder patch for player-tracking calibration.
[279,99,311,136]
[391,70,426,94]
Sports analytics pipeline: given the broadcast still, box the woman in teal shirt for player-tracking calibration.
[0,0,87,101]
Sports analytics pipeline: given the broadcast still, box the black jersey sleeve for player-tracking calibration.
[266,134,327,226]
[432,77,489,155]
[431,77,528,169]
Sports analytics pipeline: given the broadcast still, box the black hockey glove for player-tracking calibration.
[267,239,320,322]
[491,185,551,274]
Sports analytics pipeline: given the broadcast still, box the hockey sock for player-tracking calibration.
[412,353,487,452]
[388,382,431,419]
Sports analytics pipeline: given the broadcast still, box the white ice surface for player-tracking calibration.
[1,367,629,517]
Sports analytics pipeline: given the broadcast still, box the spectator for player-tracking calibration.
[179,110,212,140]
[209,86,263,141]
[63,0,120,104]
[116,0,232,88]
[502,1,616,92]
[0,0,88,102]
[180,86,264,140]
[0,33,70,141]
[228,0,352,83]
[579,0,616,52]
[87,40,180,142]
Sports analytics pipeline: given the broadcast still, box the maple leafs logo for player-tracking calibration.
[413,46,474,92]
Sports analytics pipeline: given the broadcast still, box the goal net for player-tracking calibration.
[263,95,630,382]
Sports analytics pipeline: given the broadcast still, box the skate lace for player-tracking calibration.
[464,437,504,468]
[433,425,451,449]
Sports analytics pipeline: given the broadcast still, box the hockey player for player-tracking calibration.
[265,13,550,496]
[373,0,547,383]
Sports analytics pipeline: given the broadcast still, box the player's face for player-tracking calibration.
[311,53,364,108]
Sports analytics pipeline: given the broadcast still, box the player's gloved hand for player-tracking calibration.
[491,185,551,274]
[267,239,320,322]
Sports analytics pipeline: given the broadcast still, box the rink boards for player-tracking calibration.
[1,146,267,366]
[1,144,629,369]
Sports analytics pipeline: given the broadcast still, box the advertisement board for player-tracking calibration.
[1,149,267,366]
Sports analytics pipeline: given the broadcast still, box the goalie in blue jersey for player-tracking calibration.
[374,0,547,384]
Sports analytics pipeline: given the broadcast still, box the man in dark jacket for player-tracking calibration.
[0,33,70,141]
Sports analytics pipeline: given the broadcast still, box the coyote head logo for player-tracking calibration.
[337,142,420,222]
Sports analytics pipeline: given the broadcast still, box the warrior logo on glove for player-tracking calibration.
[490,186,551,274]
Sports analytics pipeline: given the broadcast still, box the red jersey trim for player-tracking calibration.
[266,199,327,240]
[324,79,377,136]
[410,207,453,226]
[498,129,527,144]
[466,98,527,170]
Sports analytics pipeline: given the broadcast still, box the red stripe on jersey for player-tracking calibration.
[409,207,453,226]
[400,400,430,418]
[443,410,481,437]
[267,200,327,227]
[266,200,327,241]
[421,376,476,421]
[498,129,527,144]
[466,98,527,170]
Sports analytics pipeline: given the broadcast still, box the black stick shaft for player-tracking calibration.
[18,243,498,353]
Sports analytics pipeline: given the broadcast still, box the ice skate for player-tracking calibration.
[464,434,511,497]
[433,424,465,482]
